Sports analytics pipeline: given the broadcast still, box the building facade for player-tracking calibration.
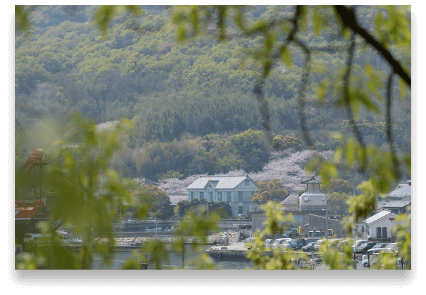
[187,175,259,218]
[364,210,398,241]
[299,177,327,211]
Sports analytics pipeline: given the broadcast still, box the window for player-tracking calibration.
[238,191,243,201]
[245,180,250,187]
[376,227,381,239]
[218,192,222,202]
[190,192,194,201]
[227,192,231,202]
[200,192,204,200]
[382,227,387,239]
[239,206,243,214]
[209,192,213,202]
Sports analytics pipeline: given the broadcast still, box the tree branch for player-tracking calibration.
[342,32,367,171]
[333,5,411,87]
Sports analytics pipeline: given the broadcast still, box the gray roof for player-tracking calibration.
[379,200,411,209]
[187,176,255,189]
[282,193,299,204]
[386,185,411,199]
[365,210,396,224]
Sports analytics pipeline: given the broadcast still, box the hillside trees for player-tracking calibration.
[15,5,410,155]
[134,129,271,180]
[229,129,271,172]
[15,5,412,270]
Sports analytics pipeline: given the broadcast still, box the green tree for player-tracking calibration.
[323,179,353,195]
[271,134,303,151]
[230,129,270,172]
[327,192,350,217]
[159,170,184,181]
[133,185,174,220]
[16,114,137,269]
[251,178,288,203]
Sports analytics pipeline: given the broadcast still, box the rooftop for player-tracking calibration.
[379,200,411,209]
[281,193,299,205]
[365,210,395,224]
[386,185,411,199]
[187,175,256,189]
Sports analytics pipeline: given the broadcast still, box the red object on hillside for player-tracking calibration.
[15,148,48,219]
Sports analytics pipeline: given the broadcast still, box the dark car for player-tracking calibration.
[356,242,377,253]
[302,242,315,252]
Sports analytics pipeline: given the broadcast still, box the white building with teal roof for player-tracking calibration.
[187,175,259,218]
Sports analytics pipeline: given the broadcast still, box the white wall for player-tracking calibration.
[367,214,398,239]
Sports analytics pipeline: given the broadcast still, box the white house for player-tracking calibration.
[187,175,259,217]
[299,177,327,211]
[365,210,398,241]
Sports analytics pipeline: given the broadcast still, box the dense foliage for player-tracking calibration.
[15,5,411,271]
[250,178,289,203]
[15,5,410,184]
[175,199,232,218]
[133,185,174,220]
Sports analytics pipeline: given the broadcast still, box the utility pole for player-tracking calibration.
[352,162,356,270]
[326,208,328,240]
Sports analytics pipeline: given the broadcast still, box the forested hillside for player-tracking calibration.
[15,5,411,186]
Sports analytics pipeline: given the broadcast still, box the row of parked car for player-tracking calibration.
[351,240,399,254]
[244,237,399,256]
[306,239,400,255]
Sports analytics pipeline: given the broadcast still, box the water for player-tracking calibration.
[92,245,253,270]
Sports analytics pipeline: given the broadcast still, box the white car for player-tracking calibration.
[264,239,273,248]
[272,238,292,249]
[385,243,398,253]
[362,254,378,267]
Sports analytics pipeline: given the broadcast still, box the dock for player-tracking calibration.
[206,242,320,262]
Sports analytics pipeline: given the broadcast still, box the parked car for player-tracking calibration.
[313,239,326,252]
[362,254,379,267]
[352,240,368,252]
[355,242,377,253]
[272,238,292,249]
[302,242,316,252]
[382,243,399,254]
[264,239,273,248]
[367,243,389,254]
